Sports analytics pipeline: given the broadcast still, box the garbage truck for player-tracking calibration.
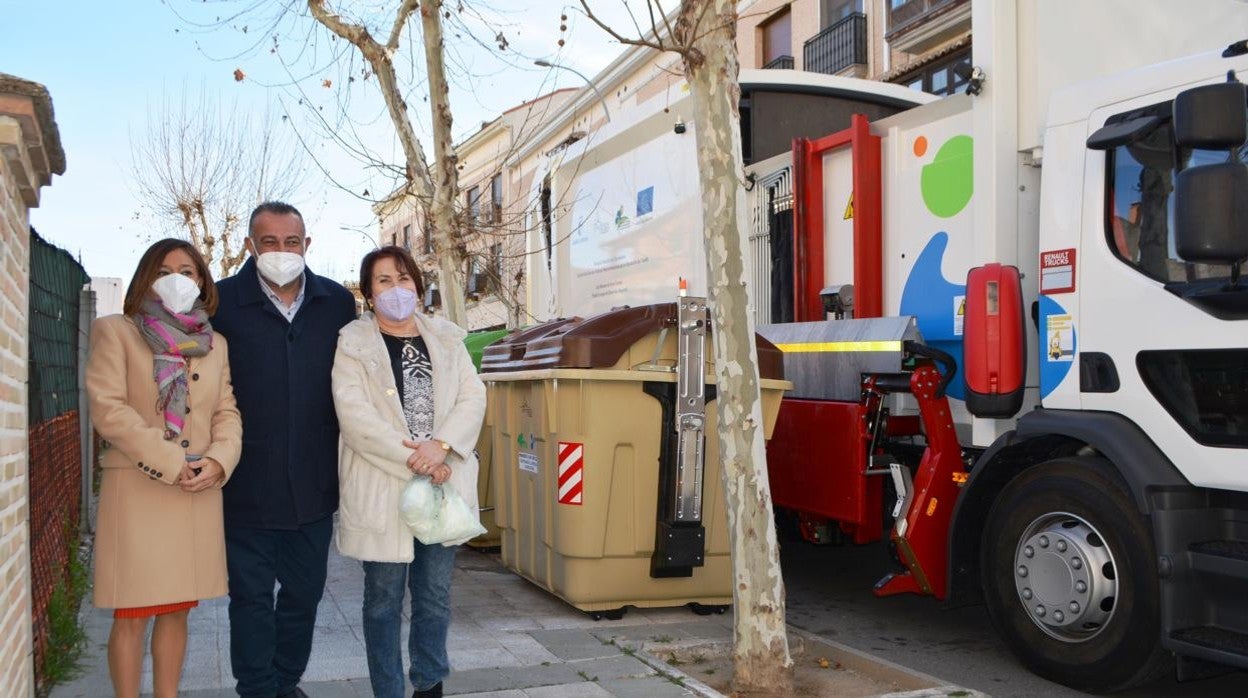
[520,0,1248,691]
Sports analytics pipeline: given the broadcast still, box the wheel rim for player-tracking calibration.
[1012,511,1118,643]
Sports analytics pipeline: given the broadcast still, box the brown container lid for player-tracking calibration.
[480,303,784,380]
[479,316,580,373]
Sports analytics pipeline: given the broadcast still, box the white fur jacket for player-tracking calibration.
[331,311,486,562]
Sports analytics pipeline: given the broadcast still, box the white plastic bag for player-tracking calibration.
[398,476,485,546]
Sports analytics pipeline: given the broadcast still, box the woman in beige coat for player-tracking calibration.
[85,238,242,698]
[332,246,485,698]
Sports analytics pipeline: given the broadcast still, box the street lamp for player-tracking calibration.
[338,224,380,248]
[534,59,611,122]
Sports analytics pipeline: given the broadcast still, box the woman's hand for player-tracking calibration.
[430,464,452,485]
[404,438,448,478]
[175,461,198,484]
[179,457,225,492]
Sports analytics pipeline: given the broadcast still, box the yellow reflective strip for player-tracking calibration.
[774,340,903,353]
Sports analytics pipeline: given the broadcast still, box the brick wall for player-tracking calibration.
[0,73,66,698]
[0,113,34,697]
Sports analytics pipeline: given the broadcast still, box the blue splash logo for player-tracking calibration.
[899,232,967,401]
[1038,295,1076,398]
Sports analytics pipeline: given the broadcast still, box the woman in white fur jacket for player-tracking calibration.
[331,246,486,698]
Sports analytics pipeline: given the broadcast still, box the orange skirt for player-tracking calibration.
[113,600,198,619]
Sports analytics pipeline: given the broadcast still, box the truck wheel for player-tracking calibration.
[980,457,1168,692]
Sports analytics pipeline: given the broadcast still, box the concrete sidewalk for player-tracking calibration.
[53,542,974,698]
[52,544,724,697]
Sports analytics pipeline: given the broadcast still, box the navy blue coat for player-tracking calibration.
[213,257,357,529]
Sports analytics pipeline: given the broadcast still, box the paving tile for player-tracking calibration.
[595,675,697,697]
[171,688,238,698]
[590,621,729,647]
[299,655,371,684]
[528,629,624,661]
[475,614,544,633]
[493,632,560,665]
[566,654,655,682]
[450,646,526,671]
[523,681,613,697]
[452,690,527,698]
[447,626,505,651]
[444,663,584,694]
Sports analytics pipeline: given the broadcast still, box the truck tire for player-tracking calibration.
[980,457,1169,692]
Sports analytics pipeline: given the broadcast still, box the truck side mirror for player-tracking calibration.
[1173,80,1247,149]
[1174,162,1248,265]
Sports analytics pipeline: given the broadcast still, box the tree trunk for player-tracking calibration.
[307,0,467,326]
[420,0,467,326]
[677,0,793,693]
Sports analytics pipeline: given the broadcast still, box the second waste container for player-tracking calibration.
[462,328,510,548]
[480,301,791,614]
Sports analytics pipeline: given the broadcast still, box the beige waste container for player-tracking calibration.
[462,329,510,549]
[481,303,790,615]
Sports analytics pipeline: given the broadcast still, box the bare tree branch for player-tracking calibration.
[577,0,674,53]
[307,0,435,196]
[386,0,420,50]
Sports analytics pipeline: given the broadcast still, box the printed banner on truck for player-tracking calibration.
[567,127,703,316]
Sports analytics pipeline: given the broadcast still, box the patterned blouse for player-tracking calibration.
[381,334,434,441]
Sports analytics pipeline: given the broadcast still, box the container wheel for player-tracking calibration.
[980,457,1169,692]
[688,603,728,616]
[589,608,626,621]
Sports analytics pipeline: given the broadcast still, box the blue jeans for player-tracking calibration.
[362,540,457,697]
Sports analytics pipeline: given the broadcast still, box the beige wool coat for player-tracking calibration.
[85,314,242,608]
[332,311,486,563]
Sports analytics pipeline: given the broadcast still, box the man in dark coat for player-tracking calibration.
[213,201,356,698]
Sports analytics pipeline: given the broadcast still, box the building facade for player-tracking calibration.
[739,0,972,96]
[374,89,574,330]
[376,1,973,329]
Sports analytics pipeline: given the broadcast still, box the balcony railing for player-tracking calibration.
[762,55,795,70]
[803,13,867,76]
[886,0,968,41]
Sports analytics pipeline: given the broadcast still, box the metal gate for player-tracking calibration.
[747,157,793,327]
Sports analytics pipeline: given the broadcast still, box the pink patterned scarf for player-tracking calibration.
[135,298,213,438]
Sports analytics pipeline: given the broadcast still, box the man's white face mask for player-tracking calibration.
[256,251,305,286]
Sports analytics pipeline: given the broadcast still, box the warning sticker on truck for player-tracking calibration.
[518,451,538,475]
[953,295,965,336]
[1045,314,1075,362]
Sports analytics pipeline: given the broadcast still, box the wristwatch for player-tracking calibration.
[437,439,451,453]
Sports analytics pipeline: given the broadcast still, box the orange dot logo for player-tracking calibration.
[913,135,928,158]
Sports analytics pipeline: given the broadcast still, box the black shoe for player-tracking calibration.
[277,688,310,698]
[412,682,443,698]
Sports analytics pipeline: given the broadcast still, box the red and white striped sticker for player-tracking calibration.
[557,441,584,505]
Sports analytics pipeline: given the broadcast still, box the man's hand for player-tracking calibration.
[180,457,225,492]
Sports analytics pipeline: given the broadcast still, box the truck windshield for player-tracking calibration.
[1105,119,1246,283]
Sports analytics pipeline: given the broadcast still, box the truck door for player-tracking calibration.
[1072,93,1248,491]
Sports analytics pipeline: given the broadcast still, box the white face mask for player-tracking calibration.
[256,251,305,287]
[151,273,201,315]
[374,286,419,323]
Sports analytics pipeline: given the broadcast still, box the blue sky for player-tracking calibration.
[2,1,631,283]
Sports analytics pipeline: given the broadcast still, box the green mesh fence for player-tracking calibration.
[28,229,89,424]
